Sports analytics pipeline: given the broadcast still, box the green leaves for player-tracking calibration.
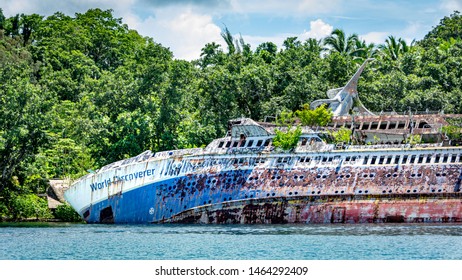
[272,126,302,151]
[296,104,333,127]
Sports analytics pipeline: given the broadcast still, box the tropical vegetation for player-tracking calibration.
[1,8,462,220]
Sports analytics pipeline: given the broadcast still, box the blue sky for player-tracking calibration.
[1,0,461,60]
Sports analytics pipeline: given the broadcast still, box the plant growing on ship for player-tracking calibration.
[272,126,302,151]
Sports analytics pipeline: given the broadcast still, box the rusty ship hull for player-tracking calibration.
[63,144,462,224]
[63,59,462,224]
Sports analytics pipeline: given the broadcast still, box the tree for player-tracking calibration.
[272,126,302,151]
[296,104,333,127]
[323,28,359,56]
[379,36,412,61]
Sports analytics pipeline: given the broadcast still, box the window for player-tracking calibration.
[451,154,457,163]
[426,156,432,163]
[218,141,224,148]
[363,156,369,165]
[225,141,232,148]
[232,142,238,147]
[379,122,388,130]
[362,123,370,130]
[247,140,254,147]
[371,156,377,165]
[397,121,406,129]
[256,140,263,146]
[389,122,397,129]
[402,155,408,164]
[386,156,392,164]
[435,154,441,163]
[443,154,449,163]
[378,156,385,165]
[410,155,416,164]
[418,155,424,164]
[418,121,429,129]
[370,122,379,130]
[264,139,271,146]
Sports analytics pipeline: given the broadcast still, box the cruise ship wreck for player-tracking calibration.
[64,60,462,224]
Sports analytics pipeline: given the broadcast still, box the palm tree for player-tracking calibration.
[379,36,412,61]
[323,28,359,56]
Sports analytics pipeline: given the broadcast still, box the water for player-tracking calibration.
[1,223,462,260]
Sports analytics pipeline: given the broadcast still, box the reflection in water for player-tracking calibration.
[1,223,462,260]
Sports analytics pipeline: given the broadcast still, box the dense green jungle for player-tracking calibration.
[1,8,462,220]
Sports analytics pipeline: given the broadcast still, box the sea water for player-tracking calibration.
[1,223,461,260]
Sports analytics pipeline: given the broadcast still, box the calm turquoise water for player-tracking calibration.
[1,223,462,260]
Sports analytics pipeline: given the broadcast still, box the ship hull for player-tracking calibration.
[65,156,462,224]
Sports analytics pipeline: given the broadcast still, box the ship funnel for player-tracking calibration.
[310,58,374,116]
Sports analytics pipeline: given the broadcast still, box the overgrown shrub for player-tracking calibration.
[54,203,83,222]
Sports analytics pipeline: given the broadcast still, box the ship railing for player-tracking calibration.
[154,148,204,158]
[98,150,153,173]
[368,110,443,116]
[346,143,443,150]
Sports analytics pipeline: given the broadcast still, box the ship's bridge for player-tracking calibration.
[228,118,272,139]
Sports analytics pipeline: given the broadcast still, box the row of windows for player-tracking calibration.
[330,120,430,130]
[218,139,271,149]
[297,153,461,165]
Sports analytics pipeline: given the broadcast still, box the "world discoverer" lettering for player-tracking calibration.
[90,169,155,191]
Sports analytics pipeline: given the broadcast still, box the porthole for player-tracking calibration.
[316,174,321,179]
[277,176,282,179]
[407,190,411,193]
[358,190,363,193]
[335,190,338,194]
[223,198,227,201]
[388,190,392,193]
[369,174,375,178]
[365,190,369,194]
[266,193,270,197]
[346,174,351,178]
[386,174,391,178]
[413,190,417,193]
[299,176,305,179]
[317,191,321,194]
[294,192,298,195]
[438,189,442,192]
[311,191,315,194]
[272,193,276,196]
[363,174,368,178]
[271,176,275,180]
[294,176,298,179]
[431,189,435,193]
[341,190,345,194]
[392,173,398,178]
[228,197,232,201]
[289,192,293,195]
[382,190,386,193]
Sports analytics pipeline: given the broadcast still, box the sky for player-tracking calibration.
[1,0,462,60]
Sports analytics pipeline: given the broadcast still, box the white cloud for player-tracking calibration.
[0,0,135,16]
[300,19,333,40]
[360,31,389,45]
[440,0,462,13]
[229,0,341,16]
[132,7,223,60]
